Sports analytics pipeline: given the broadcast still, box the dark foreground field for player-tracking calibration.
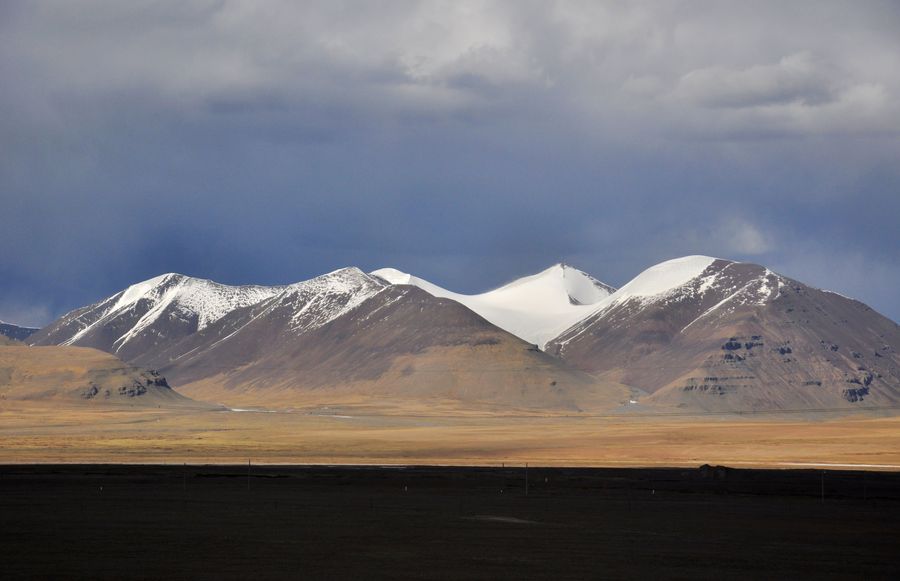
[1,465,898,580]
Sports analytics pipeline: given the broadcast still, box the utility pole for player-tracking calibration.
[821,471,825,504]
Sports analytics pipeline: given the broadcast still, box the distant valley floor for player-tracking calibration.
[1,402,899,469]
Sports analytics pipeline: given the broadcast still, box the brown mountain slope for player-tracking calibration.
[548,258,900,412]
[0,343,201,407]
[174,285,630,411]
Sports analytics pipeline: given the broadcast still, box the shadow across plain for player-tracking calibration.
[1,464,898,580]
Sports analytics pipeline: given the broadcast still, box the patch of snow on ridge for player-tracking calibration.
[371,268,412,285]
[281,268,386,333]
[371,263,615,348]
[371,268,454,298]
[177,278,284,329]
[110,273,175,313]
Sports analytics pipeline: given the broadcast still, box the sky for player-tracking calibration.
[1,0,899,326]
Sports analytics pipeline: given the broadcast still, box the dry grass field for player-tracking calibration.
[2,401,899,469]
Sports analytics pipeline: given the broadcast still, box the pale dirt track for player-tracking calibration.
[2,402,899,469]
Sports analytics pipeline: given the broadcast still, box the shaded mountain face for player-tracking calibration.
[0,321,39,342]
[33,268,626,411]
[547,257,900,411]
[372,263,616,348]
[0,342,197,406]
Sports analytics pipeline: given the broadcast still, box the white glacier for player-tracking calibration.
[371,263,615,348]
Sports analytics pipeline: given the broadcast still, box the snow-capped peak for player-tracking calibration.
[109,273,185,313]
[273,267,386,334]
[371,267,413,286]
[290,267,380,291]
[608,255,720,302]
[117,273,283,331]
[371,264,615,348]
[554,255,801,348]
[525,263,615,305]
[61,273,285,349]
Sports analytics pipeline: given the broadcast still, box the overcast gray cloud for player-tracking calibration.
[1,0,899,326]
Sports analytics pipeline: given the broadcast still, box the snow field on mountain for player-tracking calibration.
[372,264,614,348]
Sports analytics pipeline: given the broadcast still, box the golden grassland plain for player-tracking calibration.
[2,401,899,469]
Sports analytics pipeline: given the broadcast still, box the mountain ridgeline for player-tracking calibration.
[0,321,39,342]
[28,256,900,413]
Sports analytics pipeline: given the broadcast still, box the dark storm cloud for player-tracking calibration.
[1,0,899,326]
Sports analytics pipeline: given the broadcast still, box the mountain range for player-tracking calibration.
[29,267,627,411]
[22,255,900,413]
[0,321,39,342]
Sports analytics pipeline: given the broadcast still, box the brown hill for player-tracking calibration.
[0,343,201,407]
[548,257,900,412]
